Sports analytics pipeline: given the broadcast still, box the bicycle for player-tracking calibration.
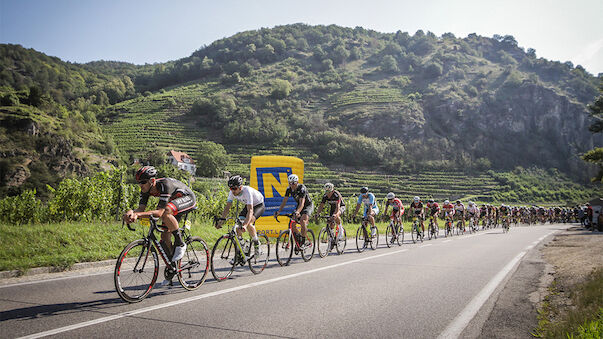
[454,213,465,235]
[467,215,477,234]
[444,213,454,237]
[385,215,404,247]
[275,214,315,266]
[317,215,347,257]
[501,215,511,233]
[210,216,270,281]
[428,215,439,240]
[411,216,424,243]
[355,214,379,252]
[114,215,209,303]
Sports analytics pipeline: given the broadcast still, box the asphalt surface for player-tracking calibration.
[0,224,566,339]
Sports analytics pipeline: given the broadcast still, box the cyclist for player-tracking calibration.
[499,204,510,226]
[216,175,265,252]
[466,201,479,229]
[352,187,379,236]
[425,199,440,232]
[315,182,346,239]
[123,166,196,263]
[409,196,425,234]
[454,200,466,230]
[384,192,404,231]
[480,204,488,227]
[275,174,313,246]
[442,200,455,229]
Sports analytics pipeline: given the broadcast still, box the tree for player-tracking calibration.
[380,55,399,74]
[195,141,230,177]
[146,148,167,166]
[582,84,603,181]
[271,79,292,99]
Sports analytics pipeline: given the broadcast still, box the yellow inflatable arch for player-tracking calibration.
[249,155,304,237]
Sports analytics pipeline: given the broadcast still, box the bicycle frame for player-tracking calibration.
[217,217,250,263]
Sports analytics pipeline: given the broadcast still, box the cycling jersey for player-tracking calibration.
[387,198,404,216]
[227,185,264,206]
[358,193,379,216]
[442,203,455,217]
[139,177,196,216]
[454,203,465,212]
[426,202,440,216]
[467,205,479,216]
[410,201,423,215]
[321,190,345,215]
[286,184,312,209]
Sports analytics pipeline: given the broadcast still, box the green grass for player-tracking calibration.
[533,268,603,338]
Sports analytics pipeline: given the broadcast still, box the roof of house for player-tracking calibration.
[168,150,195,164]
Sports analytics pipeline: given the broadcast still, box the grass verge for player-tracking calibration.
[533,268,603,338]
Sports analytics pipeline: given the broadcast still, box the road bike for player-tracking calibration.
[501,215,511,233]
[317,215,347,257]
[275,214,315,265]
[454,213,465,235]
[355,214,379,252]
[427,215,439,240]
[210,216,270,281]
[385,215,404,247]
[444,213,454,237]
[411,216,424,243]
[114,215,209,303]
[467,215,478,233]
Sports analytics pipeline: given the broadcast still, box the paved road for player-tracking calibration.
[0,224,567,338]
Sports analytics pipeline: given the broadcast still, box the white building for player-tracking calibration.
[167,150,196,175]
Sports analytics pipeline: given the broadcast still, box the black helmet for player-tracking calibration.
[228,175,244,188]
[360,187,369,194]
[428,199,435,203]
[135,166,157,182]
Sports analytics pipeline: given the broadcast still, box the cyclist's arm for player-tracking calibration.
[353,203,361,218]
[315,202,325,216]
[275,196,289,216]
[134,207,167,219]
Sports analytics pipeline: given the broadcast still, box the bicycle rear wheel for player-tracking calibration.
[211,236,236,281]
[336,227,347,254]
[301,229,315,261]
[114,239,159,303]
[248,234,270,274]
[276,230,293,266]
[317,227,331,258]
[411,222,417,243]
[178,236,209,291]
[370,226,379,250]
[385,223,394,248]
[428,223,434,240]
[356,226,367,252]
[396,224,404,246]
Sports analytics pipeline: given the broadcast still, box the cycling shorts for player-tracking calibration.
[239,203,266,220]
[329,205,345,216]
[166,195,197,220]
[300,202,314,217]
[363,206,379,217]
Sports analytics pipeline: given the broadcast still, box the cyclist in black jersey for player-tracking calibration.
[123,166,196,264]
[315,182,346,230]
[274,174,313,244]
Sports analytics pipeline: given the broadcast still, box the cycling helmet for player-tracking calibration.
[324,182,334,192]
[288,174,299,184]
[428,199,435,203]
[456,200,461,204]
[444,200,449,205]
[469,201,474,206]
[386,192,395,200]
[228,175,244,188]
[360,187,369,194]
[414,196,420,202]
[135,166,157,182]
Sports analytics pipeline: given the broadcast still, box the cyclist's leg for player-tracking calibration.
[299,203,313,238]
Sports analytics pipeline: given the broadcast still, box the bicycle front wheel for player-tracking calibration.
[248,234,270,274]
[317,227,331,258]
[396,224,404,246]
[356,226,367,252]
[370,226,379,250]
[178,236,209,291]
[211,235,236,281]
[336,227,347,254]
[114,239,159,303]
[301,229,315,261]
[276,230,293,266]
[385,223,394,248]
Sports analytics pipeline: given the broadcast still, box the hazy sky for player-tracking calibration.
[1,0,602,75]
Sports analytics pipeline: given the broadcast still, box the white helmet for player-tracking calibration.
[469,201,475,206]
[324,182,334,191]
[444,200,449,205]
[287,174,299,184]
[386,192,395,199]
[414,196,420,202]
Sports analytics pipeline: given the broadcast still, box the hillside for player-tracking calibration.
[0,24,601,203]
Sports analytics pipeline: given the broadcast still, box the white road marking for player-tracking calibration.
[437,231,555,339]
[18,248,410,339]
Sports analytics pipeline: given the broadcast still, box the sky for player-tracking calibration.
[1,0,602,75]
